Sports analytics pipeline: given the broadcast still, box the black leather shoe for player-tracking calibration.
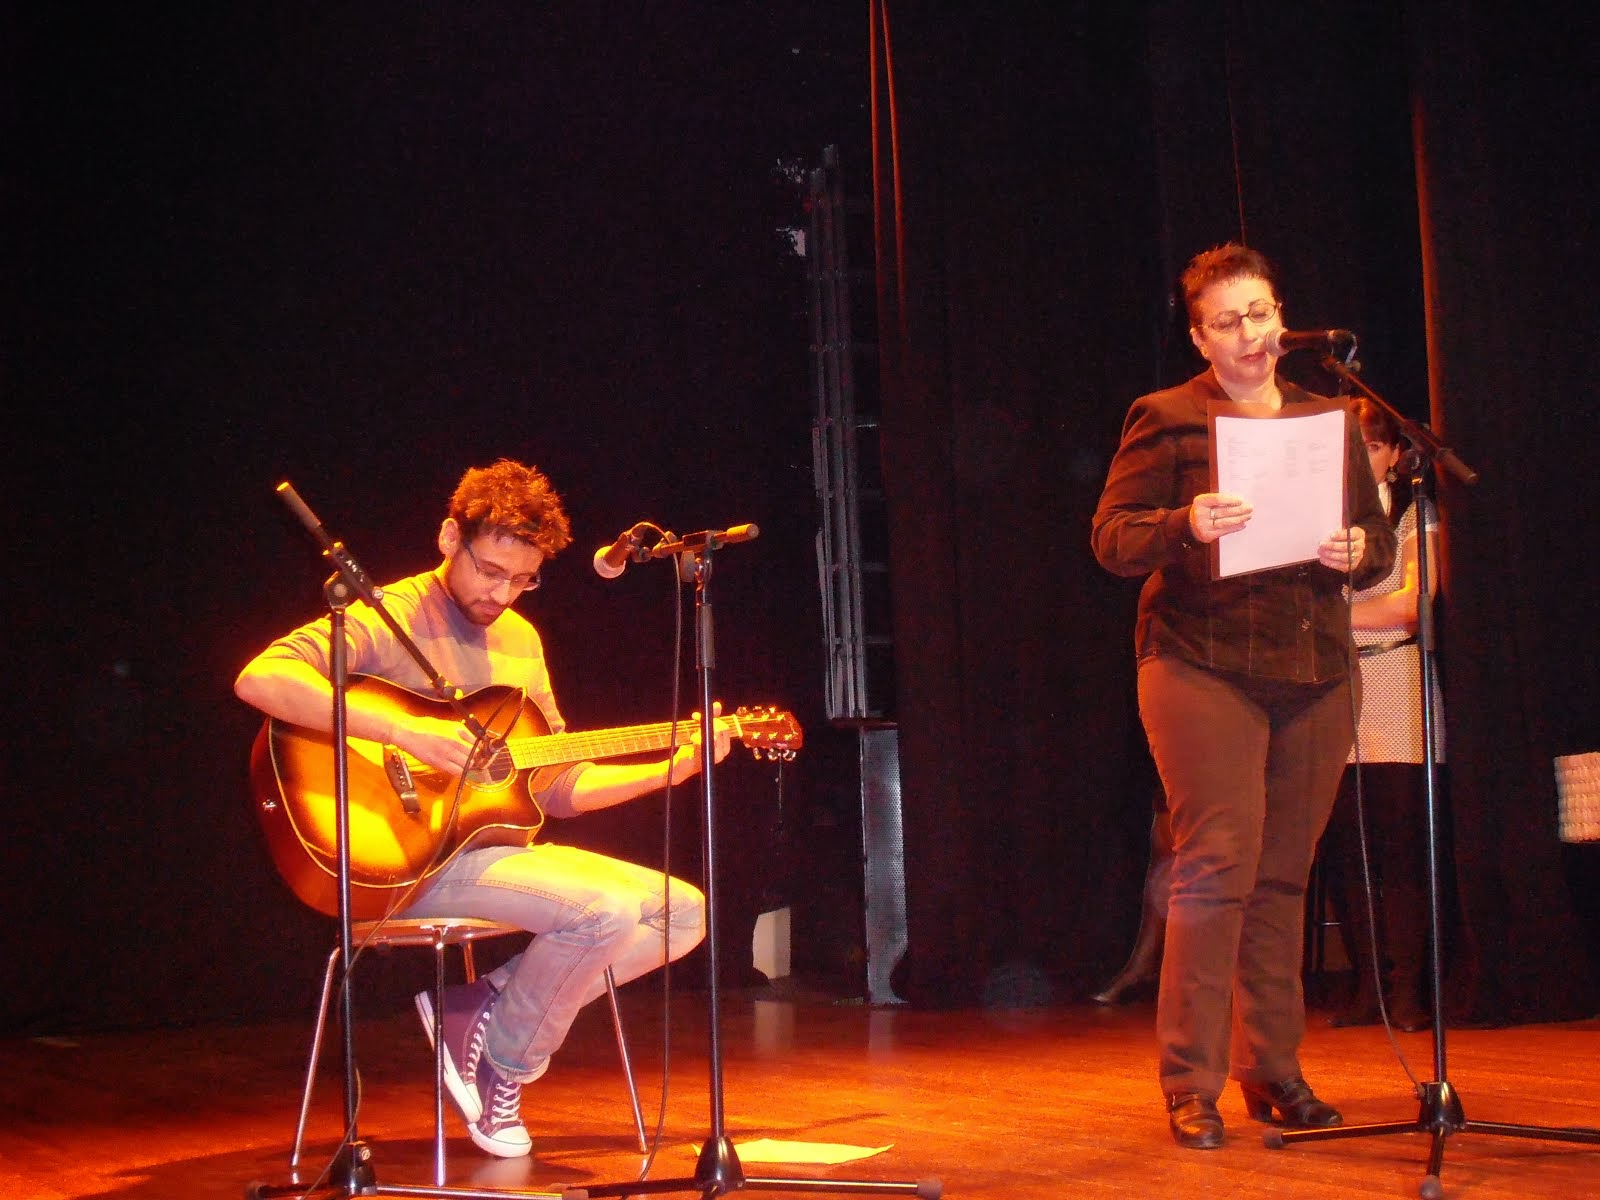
[1388,998,1432,1033]
[1327,999,1381,1028]
[1239,1077,1343,1127]
[1166,1091,1224,1149]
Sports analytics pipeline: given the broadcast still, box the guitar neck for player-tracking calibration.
[508,716,737,770]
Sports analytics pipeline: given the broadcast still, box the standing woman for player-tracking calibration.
[1320,397,1444,1033]
[1091,243,1395,1149]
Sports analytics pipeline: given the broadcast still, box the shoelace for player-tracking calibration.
[462,1010,490,1083]
[482,1075,523,1129]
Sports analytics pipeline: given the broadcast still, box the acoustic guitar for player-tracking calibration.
[249,675,802,919]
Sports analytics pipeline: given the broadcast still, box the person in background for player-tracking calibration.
[1319,398,1443,1033]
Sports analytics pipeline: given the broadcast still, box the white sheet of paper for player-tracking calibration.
[1211,404,1346,579]
[692,1139,893,1165]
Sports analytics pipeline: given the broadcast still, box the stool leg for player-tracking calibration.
[603,967,648,1152]
[1306,854,1328,975]
[431,930,449,1186]
[290,944,343,1170]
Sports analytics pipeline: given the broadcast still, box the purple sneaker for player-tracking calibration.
[466,1055,543,1158]
[413,976,496,1124]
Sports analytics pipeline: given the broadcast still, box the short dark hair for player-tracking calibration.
[448,459,573,556]
[1180,242,1280,327]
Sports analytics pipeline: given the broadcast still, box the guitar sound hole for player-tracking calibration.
[464,738,515,790]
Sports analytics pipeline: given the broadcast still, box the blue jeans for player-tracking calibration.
[400,842,705,1081]
[1138,654,1355,1098]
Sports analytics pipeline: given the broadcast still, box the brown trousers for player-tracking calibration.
[1138,654,1356,1098]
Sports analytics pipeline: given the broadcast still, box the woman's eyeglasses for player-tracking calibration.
[1201,300,1280,334]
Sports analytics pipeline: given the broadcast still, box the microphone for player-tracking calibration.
[1265,327,1357,357]
[593,522,649,579]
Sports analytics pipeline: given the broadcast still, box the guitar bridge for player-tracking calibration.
[383,745,421,814]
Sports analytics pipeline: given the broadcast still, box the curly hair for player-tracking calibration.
[1180,242,1280,328]
[447,459,573,557]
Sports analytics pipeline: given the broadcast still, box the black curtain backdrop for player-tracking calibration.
[871,6,1171,1008]
[1405,3,1600,1022]
[6,5,867,1033]
[875,1,1599,1019]
[8,3,1597,1037]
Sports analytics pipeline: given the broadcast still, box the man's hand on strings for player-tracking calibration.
[393,715,483,776]
[668,702,734,785]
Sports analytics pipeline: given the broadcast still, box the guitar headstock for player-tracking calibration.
[732,706,803,761]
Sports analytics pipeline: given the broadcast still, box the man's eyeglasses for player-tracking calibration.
[1200,300,1280,335]
[462,541,541,592]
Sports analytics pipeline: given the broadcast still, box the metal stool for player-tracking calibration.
[290,917,647,1182]
[1304,850,1344,977]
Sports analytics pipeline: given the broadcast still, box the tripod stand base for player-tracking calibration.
[247,1137,577,1200]
[249,1177,567,1200]
[247,1138,378,1199]
[564,1134,941,1200]
[1265,1081,1600,1198]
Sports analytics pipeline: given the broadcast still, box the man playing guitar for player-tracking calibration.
[235,458,732,1159]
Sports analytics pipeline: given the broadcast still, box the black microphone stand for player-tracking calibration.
[1263,359,1600,1198]
[567,527,939,1200]
[248,482,565,1200]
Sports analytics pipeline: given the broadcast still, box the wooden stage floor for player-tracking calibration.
[4,980,1598,1200]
